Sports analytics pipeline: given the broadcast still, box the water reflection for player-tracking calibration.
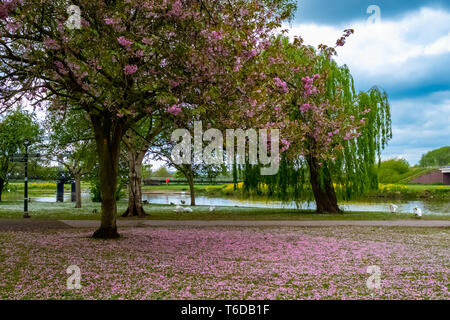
[141,193,450,215]
[4,190,448,215]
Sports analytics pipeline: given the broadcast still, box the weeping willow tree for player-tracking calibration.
[240,35,392,213]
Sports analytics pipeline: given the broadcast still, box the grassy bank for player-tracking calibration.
[369,184,450,200]
[0,200,449,221]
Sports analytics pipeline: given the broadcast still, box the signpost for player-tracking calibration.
[10,139,40,218]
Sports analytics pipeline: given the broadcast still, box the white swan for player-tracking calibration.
[174,205,184,213]
[209,206,216,212]
[413,207,422,217]
[389,204,398,213]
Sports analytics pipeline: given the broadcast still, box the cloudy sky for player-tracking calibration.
[286,0,450,164]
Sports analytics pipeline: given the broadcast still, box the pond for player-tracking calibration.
[2,190,449,215]
[141,192,450,215]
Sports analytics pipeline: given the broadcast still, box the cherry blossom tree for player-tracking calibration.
[0,0,296,237]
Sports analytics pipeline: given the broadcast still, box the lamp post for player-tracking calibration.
[23,139,30,219]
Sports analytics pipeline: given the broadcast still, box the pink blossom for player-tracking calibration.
[250,49,259,57]
[336,37,346,47]
[233,57,242,72]
[169,80,180,88]
[6,22,20,33]
[117,36,133,48]
[142,37,153,45]
[167,104,182,116]
[281,139,290,152]
[54,61,69,75]
[273,77,288,93]
[300,104,311,112]
[43,38,61,50]
[105,18,120,25]
[210,31,223,40]
[135,50,145,58]
[245,110,255,118]
[123,65,138,75]
[168,0,182,17]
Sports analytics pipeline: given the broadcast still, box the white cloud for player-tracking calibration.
[382,91,450,164]
[424,32,450,56]
[284,7,450,165]
[284,7,450,90]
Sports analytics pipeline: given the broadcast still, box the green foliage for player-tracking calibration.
[44,109,97,178]
[0,110,41,198]
[174,170,185,179]
[9,162,59,180]
[152,167,172,178]
[378,158,410,183]
[376,158,440,184]
[380,159,410,174]
[141,165,153,180]
[87,160,127,203]
[0,110,41,157]
[89,178,125,203]
[419,146,450,167]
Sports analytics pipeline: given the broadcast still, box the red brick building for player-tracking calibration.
[411,167,450,185]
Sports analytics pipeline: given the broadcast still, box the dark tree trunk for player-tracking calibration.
[122,149,146,217]
[74,175,82,208]
[307,155,341,214]
[0,178,4,202]
[188,172,196,206]
[91,114,123,239]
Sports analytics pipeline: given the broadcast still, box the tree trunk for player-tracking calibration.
[91,114,123,239]
[187,170,196,206]
[75,175,82,208]
[0,178,4,202]
[122,149,146,217]
[307,155,341,214]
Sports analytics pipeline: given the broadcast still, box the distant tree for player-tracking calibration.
[121,115,164,217]
[419,147,450,167]
[28,163,59,180]
[378,158,410,183]
[141,164,153,181]
[153,167,172,178]
[44,109,97,208]
[0,110,41,201]
[198,164,227,184]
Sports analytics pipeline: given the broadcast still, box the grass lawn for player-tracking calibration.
[0,225,448,299]
[0,200,449,221]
